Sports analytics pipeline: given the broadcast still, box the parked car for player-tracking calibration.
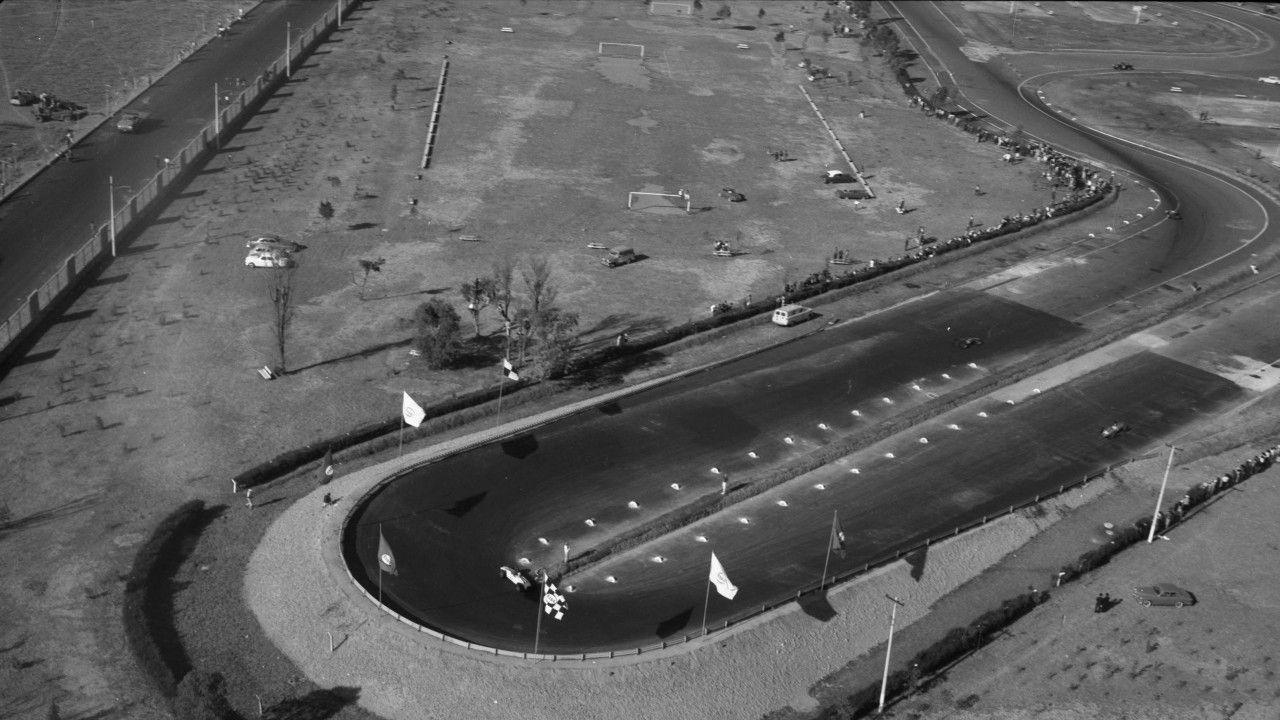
[1259,76,1280,85]
[822,170,854,184]
[116,112,145,133]
[956,336,983,349]
[244,249,294,268]
[1101,421,1129,439]
[246,234,305,253]
[601,246,638,268]
[499,565,532,589]
[1132,583,1195,607]
[1113,62,1134,71]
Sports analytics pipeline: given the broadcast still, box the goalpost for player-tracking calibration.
[628,189,691,213]
[599,42,645,59]
[649,2,693,16]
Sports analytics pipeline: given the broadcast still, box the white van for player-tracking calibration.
[772,304,814,327]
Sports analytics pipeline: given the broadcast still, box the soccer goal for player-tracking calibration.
[649,2,693,16]
[628,189,691,214]
[599,42,645,59]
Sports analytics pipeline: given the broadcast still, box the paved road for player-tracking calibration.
[887,1,1275,322]
[0,0,336,324]
[348,290,1244,652]
[345,4,1280,653]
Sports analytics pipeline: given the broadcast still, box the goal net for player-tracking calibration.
[649,2,693,16]
[628,189,691,214]
[599,42,645,59]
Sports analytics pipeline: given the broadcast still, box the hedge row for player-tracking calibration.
[819,591,1045,719]
[121,500,220,698]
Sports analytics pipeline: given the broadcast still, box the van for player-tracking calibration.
[601,246,637,268]
[772,304,814,327]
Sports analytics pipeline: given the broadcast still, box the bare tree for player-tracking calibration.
[490,255,517,324]
[356,257,385,300]
[459,276,495,337]
[268,262,297,373]
[520,256,557,334]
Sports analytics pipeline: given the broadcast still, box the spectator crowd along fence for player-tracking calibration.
[0,0,360,367]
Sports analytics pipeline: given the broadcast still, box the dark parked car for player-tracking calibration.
[1132,583,1194,608]
[1113,62,1134,71]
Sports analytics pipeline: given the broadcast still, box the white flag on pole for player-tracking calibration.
[502,358,519,382]
[709,552,738,600]
[402,391,425,428]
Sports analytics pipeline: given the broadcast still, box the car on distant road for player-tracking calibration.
[1132,583,1195,607]
[244,249,294,268]
[1100,421,1129,439]
[1259,76,1280,85]
[1113,62,1134,71]
[246,234,305,253]
[115,112,145,133]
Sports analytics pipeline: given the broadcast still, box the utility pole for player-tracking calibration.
[108,176,117,257]
[1147,445,1176,543]
[286,22,292,78]
[878,594,906,714]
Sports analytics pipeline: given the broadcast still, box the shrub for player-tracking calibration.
[122,501,222,698]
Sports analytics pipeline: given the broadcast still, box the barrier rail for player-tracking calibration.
[341,451,1143,661]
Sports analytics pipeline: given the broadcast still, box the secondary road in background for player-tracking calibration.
[0,0,335,324]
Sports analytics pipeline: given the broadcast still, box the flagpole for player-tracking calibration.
[533,574,545,654]
[496,367,506,428]
[700,576,712,635]
[378,523,384,608]
[398,415,404,457]
[821,509,837,589]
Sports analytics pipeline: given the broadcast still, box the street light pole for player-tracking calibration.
[878,594,906,714]
[213,82,220,148]
[1147,445,1176,543]
[108,175,116,257]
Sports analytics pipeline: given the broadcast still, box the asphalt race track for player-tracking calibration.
[346,291,1242,653]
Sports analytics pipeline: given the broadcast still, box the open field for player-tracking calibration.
[1044,73,1280,192]
[1,1,1274,720]
[940,1,1259,54]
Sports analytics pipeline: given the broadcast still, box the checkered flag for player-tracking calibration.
[543,582,568,621]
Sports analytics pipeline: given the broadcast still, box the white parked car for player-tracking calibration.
[245,234,305,253]
[244,249,294,268]
[1260,76,1280,85]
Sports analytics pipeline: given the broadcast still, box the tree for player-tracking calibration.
[490,256,516,324]
[535,307,579,378]
[318,200,335,225]
[930,85,950,108]
[173,671,233,720]
[758,7,765,19]
[459,276,495,337]
[774,29,786,43]
[268,262,297,374]
[355,257,385,300]
[715,3,731,19]
[693,0,702,9]
[412,299,462,369]
[520,256,557,337]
